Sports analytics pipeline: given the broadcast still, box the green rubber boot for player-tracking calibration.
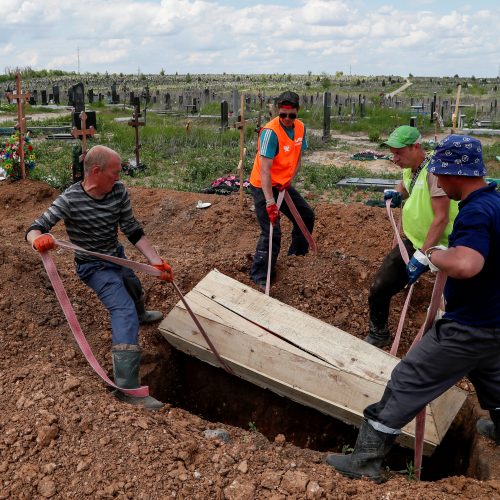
[112,344,164,410]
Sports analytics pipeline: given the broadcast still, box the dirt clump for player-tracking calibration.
[1,179,499,499]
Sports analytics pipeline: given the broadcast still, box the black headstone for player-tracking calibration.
[53,85,60,105]
[129,92,135,105]
[72,110,97,130]
[88,89,94,104]
[73,82,85,113]
[111,82,119,104]
[220,100,229,130]
[68,87,74,107]
[165,93,171,109]
[29,96,36,105]
[41,90,48,105]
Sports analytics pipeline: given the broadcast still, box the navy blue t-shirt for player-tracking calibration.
[443,182,500,327]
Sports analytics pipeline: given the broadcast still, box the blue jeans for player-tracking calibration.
[76,246,141,346]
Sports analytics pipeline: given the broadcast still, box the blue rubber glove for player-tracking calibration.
[406,250,429,285]
[384,189,402,208]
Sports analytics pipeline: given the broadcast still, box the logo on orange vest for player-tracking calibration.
[283,145,290,152]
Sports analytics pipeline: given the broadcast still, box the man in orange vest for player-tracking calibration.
[249,91,315,288]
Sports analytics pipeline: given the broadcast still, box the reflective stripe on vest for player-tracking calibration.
[249,116,305,188]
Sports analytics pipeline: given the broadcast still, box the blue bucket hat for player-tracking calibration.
[428,134,487,177]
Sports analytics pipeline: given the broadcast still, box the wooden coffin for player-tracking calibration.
[159,269,466,455]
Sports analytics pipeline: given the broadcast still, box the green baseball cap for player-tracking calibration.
[384,125,421,148]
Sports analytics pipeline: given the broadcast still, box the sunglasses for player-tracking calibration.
[279,112,297,120]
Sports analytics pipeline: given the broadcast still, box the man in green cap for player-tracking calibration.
[365,125,458,348]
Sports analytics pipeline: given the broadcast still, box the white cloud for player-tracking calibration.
[1,0,499,76]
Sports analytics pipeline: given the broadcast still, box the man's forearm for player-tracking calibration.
[429,246,485,279]
[26,229,43,246]
[420,218,449,252]
[135,236,162,265]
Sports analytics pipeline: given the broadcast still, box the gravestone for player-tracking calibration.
[165,93,171,109]
[204,88,210,104]
[178,95,183,109]
[68,87,74,107]
[322,92,331,141]
[245,96,251,113]
[33,89,38,101]
[41,90,48,105]
[232,89,239,114]
[53,85,60,105]
[29,96,36,105]
[153,95,157,104]
[220,100,229,131]
[98,93,103,102]
[129,91,135,105]
[111,82,119,104]
[6,84,12,103]
[73,83,85,113]
[88,89,94,104]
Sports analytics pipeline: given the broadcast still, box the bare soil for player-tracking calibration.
[1,179,500,499]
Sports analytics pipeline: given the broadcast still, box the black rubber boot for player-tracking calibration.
[136,293,163,324]
[476,410,500,445]
[112,344,164,410]
[325,421,397,483]
[123,276,163,324]
[365,322,391,348]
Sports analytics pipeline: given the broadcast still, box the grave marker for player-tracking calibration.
[128,97,145,169]
[53,85,60,105]
[4,72,30,179]
[71,110,96,181]
[220,100,229,131]
[322,92,331,141]
[41,90,47,106]
[73,83,85,113]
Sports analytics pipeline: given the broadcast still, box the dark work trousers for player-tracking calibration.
[364,319,500,430]
[250,184,315,284]
[368,238,416,334]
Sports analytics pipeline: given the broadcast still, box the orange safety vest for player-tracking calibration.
[249,116,305,188]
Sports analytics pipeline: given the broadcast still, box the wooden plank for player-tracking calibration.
[159,270,466,454]
[196,269,397,382]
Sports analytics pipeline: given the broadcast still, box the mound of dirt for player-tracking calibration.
[1,179,499,499]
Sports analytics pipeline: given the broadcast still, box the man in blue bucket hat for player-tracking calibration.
[326,134,500,482]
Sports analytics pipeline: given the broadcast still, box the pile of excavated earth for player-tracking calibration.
[1,179,499,499]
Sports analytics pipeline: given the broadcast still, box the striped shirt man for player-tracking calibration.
[27,181,144,263]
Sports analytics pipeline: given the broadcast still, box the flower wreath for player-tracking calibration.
[0,132,36,179]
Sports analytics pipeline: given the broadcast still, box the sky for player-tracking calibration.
[1,0,499,77]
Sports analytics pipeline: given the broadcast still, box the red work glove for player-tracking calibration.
[153,259,174,282]
[32,234,56,253]
[277,181,291,192]
[266,204,279,225]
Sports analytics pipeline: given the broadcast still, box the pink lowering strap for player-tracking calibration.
[38,238,234,396]
[384,199,448,479]
[266,191,285,295]
[385,199,414,357]
[265,190,318,295]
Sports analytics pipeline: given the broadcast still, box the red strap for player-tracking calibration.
[284,191,318,253]
[40,251,149,397]
[38,238,234,394]
[266,191,285,295]
[384,200,448,477]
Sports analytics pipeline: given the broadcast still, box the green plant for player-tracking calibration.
[248,421,258,432]
[368,130,380,143]
[341,444,354,454]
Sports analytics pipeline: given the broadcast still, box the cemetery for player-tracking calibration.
[0,71,500,498]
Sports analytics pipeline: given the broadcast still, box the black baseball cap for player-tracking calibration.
[277,91,300,108]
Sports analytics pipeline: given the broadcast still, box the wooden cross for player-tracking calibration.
[4,72,30,179]
[71,111,96,163]
[127,101,145,167]
[451,84,462,133]
[237,94,245,210]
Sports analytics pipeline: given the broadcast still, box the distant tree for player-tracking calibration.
[356,79,361,86]
[320,72,331,89]
[287,73,292,81]
[382,79,386,87]
[408,73,413,78]
[305,81,311,87]
[308,70,312,77]
[454,74,459,78]
[186,73,192,83]
[335,71,343,77]
[160,68,165,76]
